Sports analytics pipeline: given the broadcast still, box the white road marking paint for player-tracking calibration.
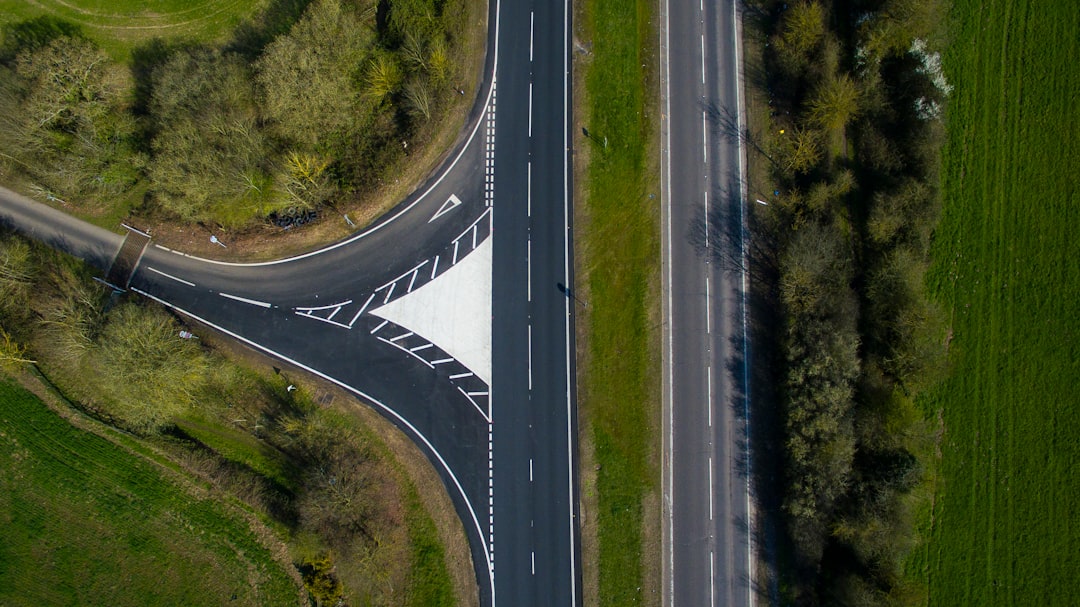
[296,311,352,329]
[660,0,676,602]
[702,111,708,163]
[431,255,440,279]
[389,331,413,342]
[327,306,342,320]
[453,240,460,265]
[457,386,491,422]
[410,343,434,352]
[383,281,396,304]
[154,244,172,252]
[527,239,532,303]
[528,324,533,390]
[710,551,716,607]
[562,0,579,599]
[129,287,493,597]
[472,224,478,250]
[707,366,713,428]
[377,336,434,369]
[531,551,536,575]
[296,300,353,312]
[370,319,388,334]
[467,391,489,397]
[733,0,755,599]
[429,193,463,223]
[528,82,533,137]
[146,266,195,287]
[449,371,474,380]
[219,292,271,308]
[527,161,532,217]
[709,456,714,521]
[431,357,454,365]
[349,293,376,326]
[407,267,420,293]
[705,275,711,334]
[530,11,535,62]
[701,34,706,84]
[530,458,534,481]
[704,189,710,249]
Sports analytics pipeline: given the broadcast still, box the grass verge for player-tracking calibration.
[0,377,299,606]
[912,1,1080,604]
[574,0,661,604]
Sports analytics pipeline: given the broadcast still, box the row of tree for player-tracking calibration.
[747,0,949,604]
[0,0,471,227]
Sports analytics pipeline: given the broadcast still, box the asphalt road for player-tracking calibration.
[660,0,753,605]
[0,0,580,604]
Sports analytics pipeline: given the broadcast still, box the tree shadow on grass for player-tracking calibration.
[0,16,84,64]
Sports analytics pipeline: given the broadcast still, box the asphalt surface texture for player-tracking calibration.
[660,0,754,606]
[0,0,581,604]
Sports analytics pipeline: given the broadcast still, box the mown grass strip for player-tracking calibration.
[578,0,659,603]
[0,0,261,60]
[914,1,1080,604]
[0,378,298,606]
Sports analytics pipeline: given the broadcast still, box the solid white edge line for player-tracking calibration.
[489,6,500,604]
[146,266,195,287]
[733,0,754,604]
[219,292,271,308]
[660,0,675,601]
[563,0,577,602]
[130,287,494,586]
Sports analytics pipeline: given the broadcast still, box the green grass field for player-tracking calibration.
[914,1,1080,604]
[0,379,298,606]
[0,0,261,59]
[579,0,659,603]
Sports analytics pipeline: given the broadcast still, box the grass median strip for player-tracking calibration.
[577,0,660,603]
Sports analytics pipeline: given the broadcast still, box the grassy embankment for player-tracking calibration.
[912,2,1080,604]
[0,378,298,606]
[576,0,660,604]
[0,0,259,60]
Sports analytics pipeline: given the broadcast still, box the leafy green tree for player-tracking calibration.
[148,47,281,224]
[774,1,825,73]
[365,52,403,104]
[1,36,140,200]
[257,0,376,148]
[808,74,860,133]
[93,303,208,433]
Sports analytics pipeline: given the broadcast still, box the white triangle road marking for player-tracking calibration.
[429,194,463,223]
